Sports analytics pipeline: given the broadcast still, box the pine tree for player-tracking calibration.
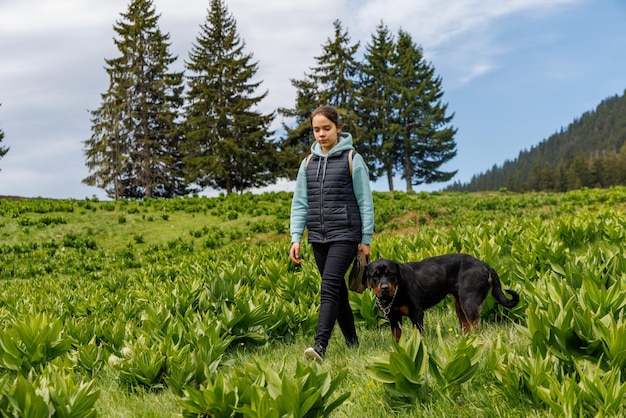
[310,20,361,133]
[393,30,457,191]
[184,0,276,194]
[276,78,319,180]
[357,22,399,190]
[616,144,626,184]
[83,0,186,199]
[0,104,8,172]
[277,20,361,177]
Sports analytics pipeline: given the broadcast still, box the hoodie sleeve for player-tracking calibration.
[290,158,309,243]
[351,153,374,245]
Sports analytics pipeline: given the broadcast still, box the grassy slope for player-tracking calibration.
[1,189,625,417]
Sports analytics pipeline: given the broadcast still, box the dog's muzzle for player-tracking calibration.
[379,283,393,296]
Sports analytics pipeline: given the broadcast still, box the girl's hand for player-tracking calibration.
[290,242,301,264]
[358,243,370,258]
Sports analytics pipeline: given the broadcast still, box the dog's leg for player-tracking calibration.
[453,298,473,333]
[392,326,402,342]
[457,297,483,333]
[408,309,425,334]
[464,303,482,332]
[389,316,402,341]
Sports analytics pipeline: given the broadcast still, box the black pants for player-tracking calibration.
[312,241,359,352]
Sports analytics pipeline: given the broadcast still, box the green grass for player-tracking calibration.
[91,312,538,417]
[0,202,259,250]
[70,298,521,418]
[1,189,626,416]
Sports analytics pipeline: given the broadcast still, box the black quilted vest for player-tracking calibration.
[305,150,362,243]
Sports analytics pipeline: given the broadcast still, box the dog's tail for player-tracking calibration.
[488,267,519,309]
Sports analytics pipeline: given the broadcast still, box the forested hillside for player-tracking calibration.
[446,89,626,192]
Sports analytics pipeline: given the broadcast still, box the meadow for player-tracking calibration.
[1,188,625,417]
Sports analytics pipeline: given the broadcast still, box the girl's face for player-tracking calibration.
[312,114,339,154]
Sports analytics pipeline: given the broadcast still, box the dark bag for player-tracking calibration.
[347,251,369,293]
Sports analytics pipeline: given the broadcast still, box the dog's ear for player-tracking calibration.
[397,262,414,283]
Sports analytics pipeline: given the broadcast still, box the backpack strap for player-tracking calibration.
[348,149,354,176]
[305,150,354,176]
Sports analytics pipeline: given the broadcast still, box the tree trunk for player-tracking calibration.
[405,147,413,192]
[226,178,233,194]
[386,168,394,191]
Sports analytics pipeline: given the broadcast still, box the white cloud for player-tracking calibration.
[353,0,580,43]
[0,1,120,34]
[350,0,583,86]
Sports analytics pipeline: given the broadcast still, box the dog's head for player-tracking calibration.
[363,258,401,300]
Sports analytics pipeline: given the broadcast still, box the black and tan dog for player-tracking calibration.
[363,254,519,340]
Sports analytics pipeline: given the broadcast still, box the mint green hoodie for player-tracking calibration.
[290,132,374,245]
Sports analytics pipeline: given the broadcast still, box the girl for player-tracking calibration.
[289,105,374,361]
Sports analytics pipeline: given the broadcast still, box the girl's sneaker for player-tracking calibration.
[304,344,324,362]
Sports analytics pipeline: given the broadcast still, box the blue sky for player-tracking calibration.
[0,0,625,198]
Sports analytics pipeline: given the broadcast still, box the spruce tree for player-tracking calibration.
[0,104,8,172]
[616,144,626,185]
[393,30,457,191]
[277,20,361,176]
[83,0,186,199]
[83,81,128,200]
[357,22,398,190]
[309,20,361,134]
[276,78,319,180]
[184,0,276,194]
